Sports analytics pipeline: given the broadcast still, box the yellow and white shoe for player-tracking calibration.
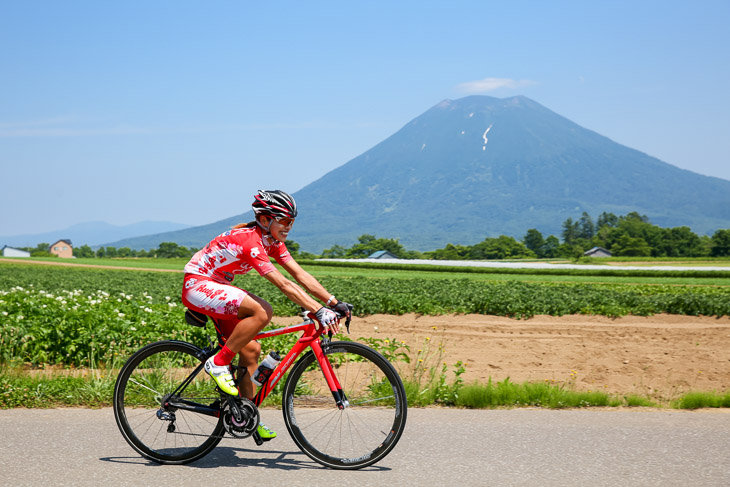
[204,356,238,396]
[257,422,277,441]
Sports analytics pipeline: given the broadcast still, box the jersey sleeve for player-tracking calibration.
[273,242,294,266]
[228,232,277,276]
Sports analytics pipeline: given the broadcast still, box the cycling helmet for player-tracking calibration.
[252,190,298,219]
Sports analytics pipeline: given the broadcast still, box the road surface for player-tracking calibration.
[1,408,728,486]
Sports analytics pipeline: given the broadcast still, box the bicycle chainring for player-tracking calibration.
[222,397,259,439]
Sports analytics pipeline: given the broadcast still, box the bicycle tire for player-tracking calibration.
[282,341,407,469]
[113,340,225,465]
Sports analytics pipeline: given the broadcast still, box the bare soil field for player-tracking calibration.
[276,313,730,399]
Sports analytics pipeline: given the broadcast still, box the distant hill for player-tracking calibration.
[102,95,730,252]
[0,221,191,248]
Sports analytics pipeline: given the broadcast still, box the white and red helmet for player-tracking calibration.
[252,190,298,219]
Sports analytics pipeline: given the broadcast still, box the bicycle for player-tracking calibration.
[113,306,408,469]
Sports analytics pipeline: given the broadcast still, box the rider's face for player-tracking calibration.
[267,216,294,242]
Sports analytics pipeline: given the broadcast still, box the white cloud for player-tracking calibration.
[456,77,537,93]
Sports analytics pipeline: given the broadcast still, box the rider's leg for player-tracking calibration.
[222,293,273,354]
[206,293,272,396]
[236,340,261,400]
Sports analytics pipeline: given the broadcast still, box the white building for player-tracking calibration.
[1,246,31,258]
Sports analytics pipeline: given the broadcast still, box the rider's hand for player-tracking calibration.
[315,307,340,334]
[333,301,352,320]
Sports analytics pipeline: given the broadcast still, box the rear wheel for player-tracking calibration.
[113,340,224,464]
[282,341,407,469]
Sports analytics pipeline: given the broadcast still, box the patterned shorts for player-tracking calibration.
[181,274,247,341]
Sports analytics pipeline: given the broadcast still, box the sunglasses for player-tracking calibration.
[272,216,295,226]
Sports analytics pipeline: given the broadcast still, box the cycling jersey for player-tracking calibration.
[182,225,293,339]
[183,225,292,283]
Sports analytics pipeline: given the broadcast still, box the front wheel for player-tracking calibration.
[282,341,407,469]
[113,340,225,464]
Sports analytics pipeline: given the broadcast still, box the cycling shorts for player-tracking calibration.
[181,274,246,342]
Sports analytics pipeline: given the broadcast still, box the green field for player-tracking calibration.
[1,259,728,409]
[5,255,730,285]
[1,259,729,367]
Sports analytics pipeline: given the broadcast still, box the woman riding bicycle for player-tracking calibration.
[181,189,351,441]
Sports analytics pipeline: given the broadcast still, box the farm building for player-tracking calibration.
[583,246,612,258]
[368,250,399,259]
[1,246,30,258]
[50,239,73,258]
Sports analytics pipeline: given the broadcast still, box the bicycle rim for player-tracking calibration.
[282,341,407,469]
[113,341,225,464]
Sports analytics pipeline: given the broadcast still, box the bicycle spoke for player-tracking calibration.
[283,341,407,469]
[114,342,225,464]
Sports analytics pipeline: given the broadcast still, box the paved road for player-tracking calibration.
[1,408,728,486]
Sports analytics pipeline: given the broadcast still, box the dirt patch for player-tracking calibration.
[274,313,730,400]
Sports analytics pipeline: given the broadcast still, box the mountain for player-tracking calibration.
[0,221,191,248]
[102,95,730,252]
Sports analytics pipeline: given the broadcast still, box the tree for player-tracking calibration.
[117,247,133,258]
[156,242,190,258]
[710,229,730,256]
[346,234,409,259]
[542,235,561,258]
[284,240,317,259]
[577,212,595,240]
[561,218,579,245]
[320,244,347,258]
[73,245,95,258]
[658,227,703,257]
[597,212,618,229]
[427,243,471,260]
[523,229,546,257]
[469,236,534,260]
[611,234,651,257]
[35,242,50,253]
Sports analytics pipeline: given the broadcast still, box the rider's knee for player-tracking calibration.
[246,340,261,357]
[255,299,273,326]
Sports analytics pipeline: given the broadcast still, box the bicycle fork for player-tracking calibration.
[311,340,350,409]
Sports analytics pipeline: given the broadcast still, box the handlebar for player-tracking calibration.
[302,303,354,335]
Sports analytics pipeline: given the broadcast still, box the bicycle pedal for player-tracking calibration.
[252,431,264,446]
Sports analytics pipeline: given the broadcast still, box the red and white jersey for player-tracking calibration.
[183,225,292,283]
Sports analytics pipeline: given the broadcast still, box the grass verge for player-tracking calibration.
[2,368,723,410]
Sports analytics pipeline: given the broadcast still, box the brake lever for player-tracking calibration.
[343,303,353,335]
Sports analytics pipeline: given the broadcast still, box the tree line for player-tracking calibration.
[20,211,730,261]
[319,212,730,260]
[21,242,200,259]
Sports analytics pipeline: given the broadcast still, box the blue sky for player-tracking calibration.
[1,1,729,237]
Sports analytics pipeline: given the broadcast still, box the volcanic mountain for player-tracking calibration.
[105,95,730,252]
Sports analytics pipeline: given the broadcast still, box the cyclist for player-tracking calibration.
[181,189,351,441]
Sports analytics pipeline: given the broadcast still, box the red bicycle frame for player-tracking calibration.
[250,315,346,409]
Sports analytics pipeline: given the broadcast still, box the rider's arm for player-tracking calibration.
[280,258,338,306]
[263,267,340,333]
[262,268,323,313]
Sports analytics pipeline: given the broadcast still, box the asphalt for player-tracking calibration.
[1,408,728,486]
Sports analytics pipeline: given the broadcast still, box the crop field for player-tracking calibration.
[1,260,729,368]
